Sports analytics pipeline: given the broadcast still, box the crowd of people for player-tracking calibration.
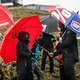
[0,21,79,80]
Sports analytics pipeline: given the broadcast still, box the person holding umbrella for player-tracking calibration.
[16,31,34,80]
[0,16,43,79]
[50,21,78,80]
[39,32,55,76]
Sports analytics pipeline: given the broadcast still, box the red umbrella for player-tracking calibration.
[0,3,14,27]
[46,6,68,24]
[0,16,43,63]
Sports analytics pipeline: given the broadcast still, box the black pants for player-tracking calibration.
[33,63,43,80]
[59,58,76,80]
[41,50,54,74]
[17,64,34,80]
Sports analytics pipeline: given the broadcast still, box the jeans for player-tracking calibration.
[32,62,43,80]
[59,58,76,80]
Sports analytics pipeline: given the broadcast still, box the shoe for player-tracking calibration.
[51,72,55,77]
[50,73,55,80]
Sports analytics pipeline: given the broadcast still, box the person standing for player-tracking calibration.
[53,22,79,80]
[16,31,34,80]
[40,32,55,75]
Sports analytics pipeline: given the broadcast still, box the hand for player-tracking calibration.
[48,52,53,57]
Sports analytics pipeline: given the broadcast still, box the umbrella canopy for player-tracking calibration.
[0,3,14,27]
[0,16,43,63]
[46,6,80,34]
[42,32,55,41]
[40,15,59,33]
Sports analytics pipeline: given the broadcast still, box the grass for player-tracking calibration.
[9,7,49,21]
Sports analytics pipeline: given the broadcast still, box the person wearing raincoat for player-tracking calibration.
[16,31,34,80]
[52,22,79,80]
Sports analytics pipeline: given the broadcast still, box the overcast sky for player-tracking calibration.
[22,0,80,13]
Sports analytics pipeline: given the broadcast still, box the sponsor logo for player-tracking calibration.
[71,20,80,32]
[42,24,47,31]
[0,22,9,26]
[51,8,71,24]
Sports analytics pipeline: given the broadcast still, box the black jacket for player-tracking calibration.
[56,29,78,62]
[16,41,33,80]
[39,33,55,52]
[16,41,32,66]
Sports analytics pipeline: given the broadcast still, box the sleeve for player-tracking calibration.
[53,49,62,57]
[17,42,32,58]
[57,30,76,49]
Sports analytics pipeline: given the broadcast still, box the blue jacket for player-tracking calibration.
[31,42,40,64]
